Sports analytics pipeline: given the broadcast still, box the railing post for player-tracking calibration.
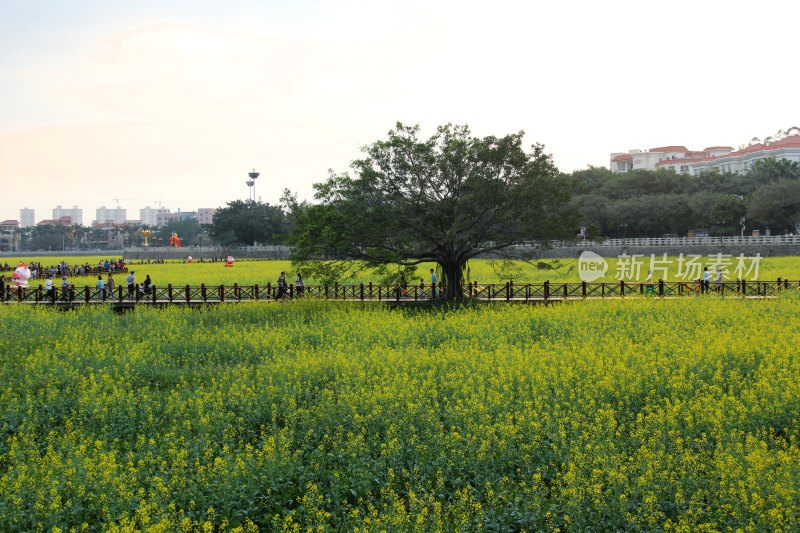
[84,286,90,303]
[658,279,664,297]
[201,284,207,302]
[506,281,511,301]
[254,284,259,301]
[361,283,365,301]
[151,285,157,303]
[217,285,223,303]
[544,280,549,303]
[563,283,568,298]
[525,283,530,301]
[267,282,272,300]
[289,284,293,299]
[168,284,173,302]
[582,281,587,298]
[777,278,782,293]
[473,281,478,297]
[620,279,625,297]
[741,279,746,296]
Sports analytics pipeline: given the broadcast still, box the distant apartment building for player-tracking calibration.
[156,210,197,227]
[95,206,127,225]
[140,206,170,227]
[610,127,800,175]
[196,208,216,225]
[52,205,82,226]
[19,208,35,228]
[0,220,20,252]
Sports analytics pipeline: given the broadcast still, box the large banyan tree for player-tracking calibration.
[289,122,575,299]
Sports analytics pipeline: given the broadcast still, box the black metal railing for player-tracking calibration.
[0,279,796,305]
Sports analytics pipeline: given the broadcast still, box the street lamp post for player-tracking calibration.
[246,169,260,201]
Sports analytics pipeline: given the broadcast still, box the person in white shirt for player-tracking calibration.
[126,271,135,299]
[44,275,54,301]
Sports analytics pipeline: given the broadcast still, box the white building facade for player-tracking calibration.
[140,206,170,227]
[19,208,35,228]
[95,206,127,225]
[52,205,83,226]
[196,208,216,225]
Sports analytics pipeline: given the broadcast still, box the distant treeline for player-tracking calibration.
[568,158,800,238]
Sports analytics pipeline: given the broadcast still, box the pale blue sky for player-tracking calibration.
[1,0,797,223]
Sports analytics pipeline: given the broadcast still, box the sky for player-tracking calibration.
[1,0,797,224]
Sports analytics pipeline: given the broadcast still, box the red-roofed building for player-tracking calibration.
[610,144,725,173]
[37,216,73,226]
[611,127,800,175]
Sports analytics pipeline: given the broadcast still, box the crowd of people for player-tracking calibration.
[1,259,443,303]
[0,259,128,280]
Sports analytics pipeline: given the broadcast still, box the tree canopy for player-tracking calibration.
[289,123,576,299]
[209,200,287,246]
[154,219,205,247]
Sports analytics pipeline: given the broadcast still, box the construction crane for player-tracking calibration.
[112,198,135,209]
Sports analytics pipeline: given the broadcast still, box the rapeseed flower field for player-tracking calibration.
[1,297,799,530]
[4,255,798,287]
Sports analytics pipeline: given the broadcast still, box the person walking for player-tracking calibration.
[106,274,115,300]
[715,267,723,292]
[96,275,106,300]
[127,270,135,299]
[0,275,5,302]
[143,274,153,296]
[703,267,710,294]
[61,275,71,301]
[276,271,287,300]
[430,268,438,299]
[44,275,54,301]
[295,273,304,297]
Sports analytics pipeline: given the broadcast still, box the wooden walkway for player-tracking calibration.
[0,279,792,307]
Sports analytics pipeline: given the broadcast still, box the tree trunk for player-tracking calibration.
[442,260,465,300]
